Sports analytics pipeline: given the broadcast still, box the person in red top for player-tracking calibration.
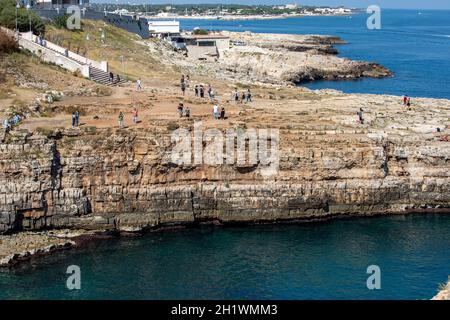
[403,95,408,106]
[132,108,138,124]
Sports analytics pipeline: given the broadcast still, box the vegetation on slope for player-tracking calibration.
[44,19,176,80]
[0,0,45,34]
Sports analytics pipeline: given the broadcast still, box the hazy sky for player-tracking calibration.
[93,1,450,10]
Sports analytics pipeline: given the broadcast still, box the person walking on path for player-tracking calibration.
[220,106,225,119]
[132,108,139,124]
[136,78,142,91]
[118,111,125,128]
[246,89,252,103]
[185,105,191,118]
[234,89,239,104]
[209,87,215,103]
[200,85,205,98]
[109,72,114,83]
[181,81,186,95]
[194,85,199,97]
[240,91,246,104]
[178,102,184,118]
[213,104,219,120]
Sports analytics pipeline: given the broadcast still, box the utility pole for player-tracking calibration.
[15,2,20,32]
[26,3,32,39]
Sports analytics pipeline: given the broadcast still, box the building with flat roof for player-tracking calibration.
[35,0,89,8]
[148,20,180,36]
[183,34,230,60]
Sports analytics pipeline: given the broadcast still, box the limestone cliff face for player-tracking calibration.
[1,121,449,234]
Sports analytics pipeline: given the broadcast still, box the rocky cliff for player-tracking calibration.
[1,91,450,233]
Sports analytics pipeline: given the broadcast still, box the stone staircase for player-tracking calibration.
[89,66,126,86]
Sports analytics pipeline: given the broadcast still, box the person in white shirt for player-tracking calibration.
[213,105,219,120]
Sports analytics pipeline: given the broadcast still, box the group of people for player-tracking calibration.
[71,110,80,127]
[194,84,215,102]
[213,105,226,120]
[403,95,411,108]
[118,108,139,128]
[2,114,22,132]
[233,89,252,104]
[177,102,191,118]
[109,72,121,84]
[180,75,190,95]
[35,35,47,47]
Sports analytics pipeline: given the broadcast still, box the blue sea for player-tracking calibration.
[180,9,450,99]
[1,214,450,299]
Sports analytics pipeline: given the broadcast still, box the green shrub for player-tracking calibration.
[0,0,45,34]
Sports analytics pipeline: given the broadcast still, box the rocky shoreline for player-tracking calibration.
[177,31,393,85]
[433,278,450,300]
[0,230,77,267]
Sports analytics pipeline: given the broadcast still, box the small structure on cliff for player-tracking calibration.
[184,34,230,60]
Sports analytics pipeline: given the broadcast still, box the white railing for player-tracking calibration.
[17,31,89,78]
[26,33,108,72]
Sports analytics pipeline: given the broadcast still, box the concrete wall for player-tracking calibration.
[33,34,107,71]
[19,32,90,77]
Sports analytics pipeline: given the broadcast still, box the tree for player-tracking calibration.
[0,0,45,34]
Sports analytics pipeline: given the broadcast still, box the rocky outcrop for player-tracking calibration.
[187,32,392,85]
[433,278,450,300]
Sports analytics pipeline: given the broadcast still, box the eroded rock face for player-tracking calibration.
[1,114,449,233]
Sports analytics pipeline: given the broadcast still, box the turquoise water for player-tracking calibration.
[180,9,450,99]
[1,214,450,299]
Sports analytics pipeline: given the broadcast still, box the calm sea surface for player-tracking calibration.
[1,214,450,299]
[180,9,450,99]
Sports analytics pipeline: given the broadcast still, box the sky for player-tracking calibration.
[92,1,450,10]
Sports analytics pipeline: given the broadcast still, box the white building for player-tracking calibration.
[148,20,180,35]
[285,4,299,10]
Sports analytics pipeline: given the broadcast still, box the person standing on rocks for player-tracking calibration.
[185,105,191,118]
[136,78,142,91]
[213,104,219,120]
[71,112,76,128]
[74,110,80,127]
[132,108,139,124]
[357,108,364,124]
[220,106,225,119]
[118,111,125,128]
[178,102,184,118]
